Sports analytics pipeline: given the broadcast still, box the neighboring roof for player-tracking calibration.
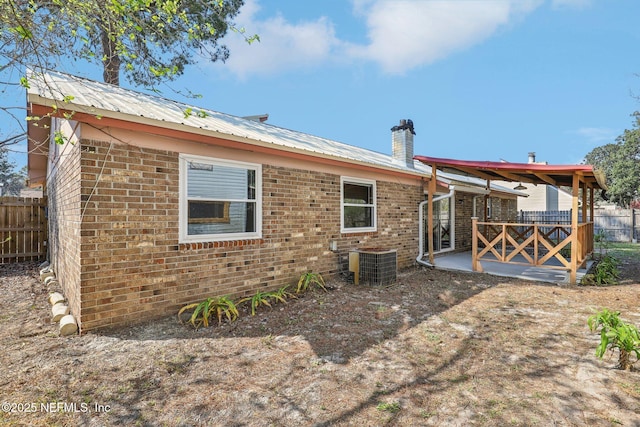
[26,69,428,177]
[414,155,607,191]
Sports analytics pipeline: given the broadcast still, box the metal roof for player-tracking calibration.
[27,69,429,175]
[26,69,526,197]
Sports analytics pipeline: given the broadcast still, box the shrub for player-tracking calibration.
[271,285,296,303]
[580,254,619,286]
[588,308,640,371]
[178,296,239,329]
[238,285,296,316]
[239,290,274,316]
[296,272,327,293]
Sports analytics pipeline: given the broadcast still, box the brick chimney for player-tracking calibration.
[391,119,415,168]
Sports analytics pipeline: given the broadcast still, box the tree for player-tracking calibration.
[1,0,255,87]
[0,0,257,155]
[585,113,640,208]
[0,148,25,196]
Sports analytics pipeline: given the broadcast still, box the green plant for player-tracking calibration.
[594,229,610,258]
[296,272,327,293]
[270,285,296,304]
[420,410,436,418]
[239,286,295,316]
[588,308,640,371]
[239,290,274,316]
[178,296,239,328]
[376,401,401,413]
[581,254,620,285]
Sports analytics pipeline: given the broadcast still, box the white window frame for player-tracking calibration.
[341,176,377,233]
[179,154,262,243]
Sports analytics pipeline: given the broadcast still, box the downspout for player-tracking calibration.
[417,199,430,266]
[416,186,456,267]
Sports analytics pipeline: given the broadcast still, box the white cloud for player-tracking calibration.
[347,0,541,74]
[216,0,570,77]
[216,0,343,78]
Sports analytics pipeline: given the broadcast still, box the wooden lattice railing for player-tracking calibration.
[471,219,594,274]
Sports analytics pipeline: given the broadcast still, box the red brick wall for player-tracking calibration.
[73,139,423,331]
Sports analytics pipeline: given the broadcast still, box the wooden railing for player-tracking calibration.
[577,222,594,262]
[471,218,594,274]
[0,197,47,263]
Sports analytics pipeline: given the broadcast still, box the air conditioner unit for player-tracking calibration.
[348,248,397,286]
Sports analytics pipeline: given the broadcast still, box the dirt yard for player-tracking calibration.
[1,247,639,426]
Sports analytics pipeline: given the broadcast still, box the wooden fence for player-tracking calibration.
[518,209,639,243]
[0,197,47,264]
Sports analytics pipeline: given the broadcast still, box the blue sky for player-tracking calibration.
[4,0,640,169]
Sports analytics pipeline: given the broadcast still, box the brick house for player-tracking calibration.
[26,70,520,331]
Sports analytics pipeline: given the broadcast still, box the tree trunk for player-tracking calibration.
[100,26,120,86]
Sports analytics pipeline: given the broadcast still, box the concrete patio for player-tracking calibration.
[427,251,594,284]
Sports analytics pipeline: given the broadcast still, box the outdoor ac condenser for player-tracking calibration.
[348,249,397,286]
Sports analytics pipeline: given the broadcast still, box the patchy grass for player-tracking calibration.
[608,242,640,262]
[1,247,639,426]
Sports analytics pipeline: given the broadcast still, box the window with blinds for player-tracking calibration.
[179,154,261,242]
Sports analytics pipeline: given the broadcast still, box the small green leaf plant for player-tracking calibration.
[588,308,640,371]
[238,290,273,316]
[271,285,296,303]
[296,272,327,293]
[581,254,620,286]
[178,272,328,326]
[178,296,238,329]
[238,285,296,316]
[376,401,401,413]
